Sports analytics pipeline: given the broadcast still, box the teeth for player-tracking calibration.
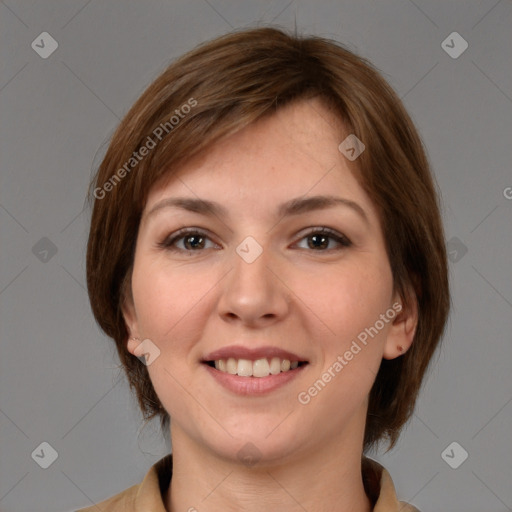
[269,357,281,375]
[211,357,303,377]
[252,358,270,377]
[226,357,237,375]
[237,359,253,377]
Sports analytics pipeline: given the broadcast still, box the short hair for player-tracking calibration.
[86,26,450,452]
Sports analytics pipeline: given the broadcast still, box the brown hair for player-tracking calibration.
[86,26,449,452]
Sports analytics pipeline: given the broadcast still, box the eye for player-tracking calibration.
[158,228,219,252]
[294,227,352,251]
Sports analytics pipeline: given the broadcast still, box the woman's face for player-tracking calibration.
[124,98,411,465]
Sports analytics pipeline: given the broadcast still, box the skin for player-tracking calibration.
[123,97,417,512]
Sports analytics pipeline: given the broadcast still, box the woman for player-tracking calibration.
[81,26,449,511]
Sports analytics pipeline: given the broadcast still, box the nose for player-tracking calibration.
[217,243,290,328]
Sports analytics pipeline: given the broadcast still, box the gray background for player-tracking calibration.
[1,1,511,511]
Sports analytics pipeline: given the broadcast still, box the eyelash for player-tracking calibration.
[158,227,352,253]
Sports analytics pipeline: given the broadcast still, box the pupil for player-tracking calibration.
[186,235,203,249]
[309,234,328,249]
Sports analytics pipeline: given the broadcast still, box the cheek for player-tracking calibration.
[305,261,393,404]
[130,257,218,417]
[131,256,215,343]
[294,273,393,434]
[296,258,394,349]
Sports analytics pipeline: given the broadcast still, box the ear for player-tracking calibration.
[382,290,418,360]
[121,282,141,357]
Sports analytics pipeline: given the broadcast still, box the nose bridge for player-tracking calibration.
[218,235,288,324]
[233,238,270,287]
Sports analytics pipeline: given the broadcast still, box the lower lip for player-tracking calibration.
[203,363,308,396]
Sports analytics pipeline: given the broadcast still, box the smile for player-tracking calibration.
[201,345,310,395]
[206,357,307,378]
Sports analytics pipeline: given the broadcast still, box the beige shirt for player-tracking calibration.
[76,455,419,511]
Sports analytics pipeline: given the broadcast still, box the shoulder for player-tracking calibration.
[75,454,172,512]
[75,483,138,511]
[363,456,421,512]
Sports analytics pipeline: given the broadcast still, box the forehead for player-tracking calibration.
[144,98,378,221]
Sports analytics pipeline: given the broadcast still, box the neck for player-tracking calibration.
[165,421,372,512]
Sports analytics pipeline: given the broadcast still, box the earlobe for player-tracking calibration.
[121,289,140,355]
[126,336,141,356]
[383,296,418,360]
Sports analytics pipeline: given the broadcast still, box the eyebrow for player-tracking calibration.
[277,195,368,223]
[145,195,368,224]
[145,197,229,219]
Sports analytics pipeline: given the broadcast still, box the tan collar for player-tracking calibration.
[362,457,420,511]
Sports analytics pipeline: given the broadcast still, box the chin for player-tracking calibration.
[197,415,308,467]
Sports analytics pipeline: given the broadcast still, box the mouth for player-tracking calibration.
[203,357,308,378]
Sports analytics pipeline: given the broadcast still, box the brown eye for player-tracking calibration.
[183,234,206,250]
[307,234,330,250]
[159,229,219,252]
[295,228,352,251]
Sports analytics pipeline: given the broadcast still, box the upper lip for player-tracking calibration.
[203,345,308,362]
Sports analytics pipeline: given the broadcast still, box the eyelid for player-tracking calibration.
[292,226,352,249]
[157,227,221,250]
